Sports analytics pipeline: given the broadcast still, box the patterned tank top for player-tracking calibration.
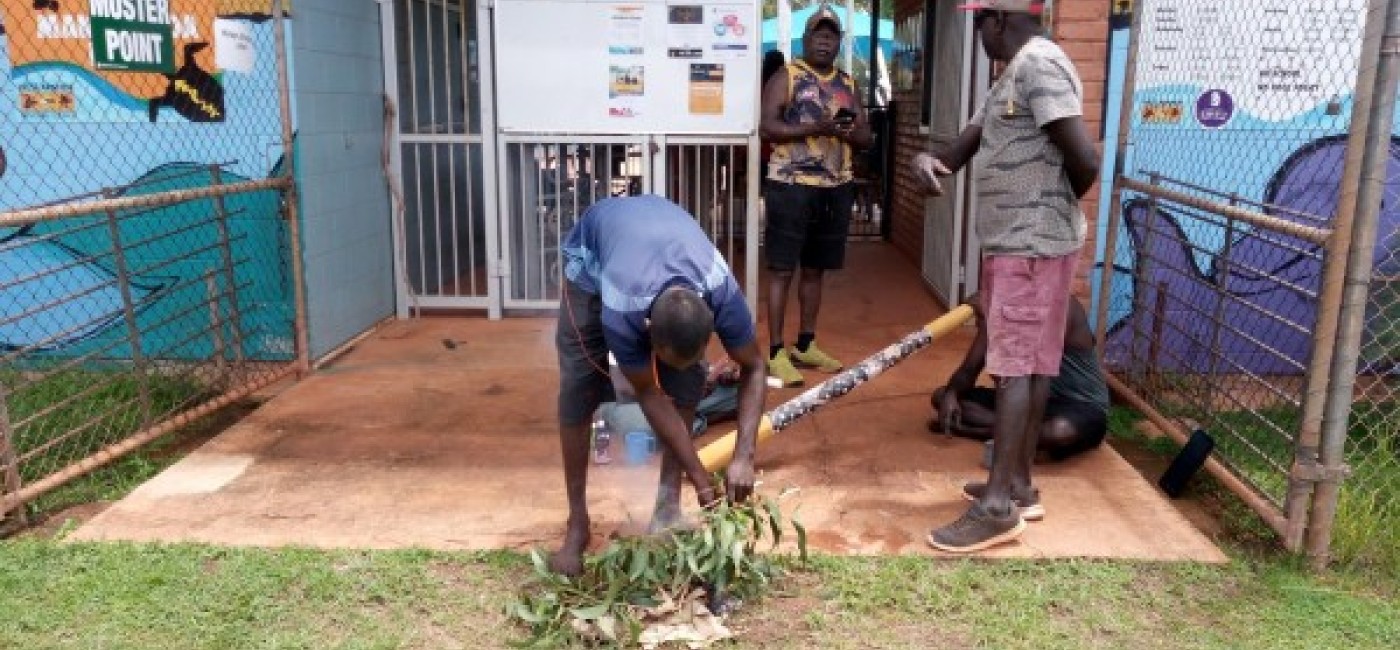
[767,60,857,187]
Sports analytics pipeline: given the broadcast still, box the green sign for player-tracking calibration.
[90,2,175,73]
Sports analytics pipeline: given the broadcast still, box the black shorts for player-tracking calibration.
[960,387,1108,459]
[556,280,706,426]
[764,181,855,271]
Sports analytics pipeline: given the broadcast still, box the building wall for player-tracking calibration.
[889,0,928,266]
[1054,0,1109,300]
[888,0,1110,303]
[891,84,927,265]
[291,0,396,358]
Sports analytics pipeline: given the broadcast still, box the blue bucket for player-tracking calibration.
[624,431,654,465]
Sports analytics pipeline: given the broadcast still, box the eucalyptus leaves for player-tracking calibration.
[511,491,807,648]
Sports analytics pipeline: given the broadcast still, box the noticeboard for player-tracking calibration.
[494,0,760,134]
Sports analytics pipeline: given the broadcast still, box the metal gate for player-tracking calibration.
[381,0,500,316]
[497,135,759,311]
[921,3,987,305]
[497,135,650,309]
[385,1,759,316]
[661,137,759,311]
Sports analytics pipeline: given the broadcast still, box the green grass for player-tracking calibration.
[21,401,253,519]
[1201,405,1298,504]
[2,367,215,516]
[2,391,1398,647]
[1330,402,1400,573]
[0,541,1395,649]
[1166,401,1400,575]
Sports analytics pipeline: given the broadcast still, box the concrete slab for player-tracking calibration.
[73,243,1226,563]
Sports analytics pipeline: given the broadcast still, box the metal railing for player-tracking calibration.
[0,167,300,526]
[664,139,755,283]
[1101,0,1400,572]
[499,136,649,307]
[0,4,304,528]
[1101,174,1328,535]
[499,135,761,310]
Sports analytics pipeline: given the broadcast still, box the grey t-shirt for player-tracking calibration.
[970,37,1086,258]
[1050,346,1110,411]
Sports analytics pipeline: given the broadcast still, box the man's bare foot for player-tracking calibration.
[647,504,684,535]
[548,514,590,576]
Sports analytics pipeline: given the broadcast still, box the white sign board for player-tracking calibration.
[494,0,760,134]
[1135,0,1365,123]
[215,19,257,74]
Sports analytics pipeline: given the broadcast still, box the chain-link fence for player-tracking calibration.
[1346,174,1400,571]
[1100,0,1399,571]
[1102,175,1329,517]
[0,2,303,528]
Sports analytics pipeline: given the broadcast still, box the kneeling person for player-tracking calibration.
[930,294,1109,514]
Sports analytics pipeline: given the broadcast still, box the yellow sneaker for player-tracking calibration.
[767,349,805,387]
[791,343,843,373]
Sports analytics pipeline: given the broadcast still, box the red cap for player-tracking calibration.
[956,0,1046,14]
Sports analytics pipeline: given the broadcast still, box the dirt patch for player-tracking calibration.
[17,502,112,540]
[150,401,263,460]
[1109,440,1230,545]
[730,570,977,648]
[4,399,263,540]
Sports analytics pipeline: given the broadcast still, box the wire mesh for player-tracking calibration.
[0,168,295,520]
[1104,0,1400,568]
[1104,177,1326,509]
[1103,0,1369,522]
[0,3,295,523]
[1334,139,1400,572]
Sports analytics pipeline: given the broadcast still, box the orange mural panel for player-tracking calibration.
[1,1,220,99]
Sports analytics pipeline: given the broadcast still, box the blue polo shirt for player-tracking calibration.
[561,194,755,370]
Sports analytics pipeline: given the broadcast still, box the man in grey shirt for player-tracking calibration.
[914,0,1101,552]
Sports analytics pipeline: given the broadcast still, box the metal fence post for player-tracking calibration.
[1287,0,1391,552]
[0,381,27,528]
[206,271,226,386]
[104,201,154,428]
[1095,0,1143,355]
[1130,174,1162,385]
[274,0,311,372]
[1207,201,1237,380]
[1306,0,1400,569]
[209,166,247,374]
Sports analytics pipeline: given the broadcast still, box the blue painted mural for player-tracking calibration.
[0,2,295,360]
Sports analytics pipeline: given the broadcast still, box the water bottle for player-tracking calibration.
[592,418,612,465]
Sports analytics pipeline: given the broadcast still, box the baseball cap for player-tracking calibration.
[956,0,1045,14]
[804,3,843,35]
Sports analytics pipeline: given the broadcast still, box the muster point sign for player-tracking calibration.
[90,0,176,73]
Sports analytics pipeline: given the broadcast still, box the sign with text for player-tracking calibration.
[1,0,218,106]
[90,0,176,72]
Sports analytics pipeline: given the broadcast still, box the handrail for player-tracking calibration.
[0,177,293,228]
[1118,176,1332,245]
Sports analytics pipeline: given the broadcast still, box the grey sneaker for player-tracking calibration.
[927,502,1026,553]
[961,482,1045,521]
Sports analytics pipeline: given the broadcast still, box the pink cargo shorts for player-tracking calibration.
[980,252,1078,378]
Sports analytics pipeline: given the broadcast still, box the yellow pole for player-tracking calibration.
[699,305,974,471]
